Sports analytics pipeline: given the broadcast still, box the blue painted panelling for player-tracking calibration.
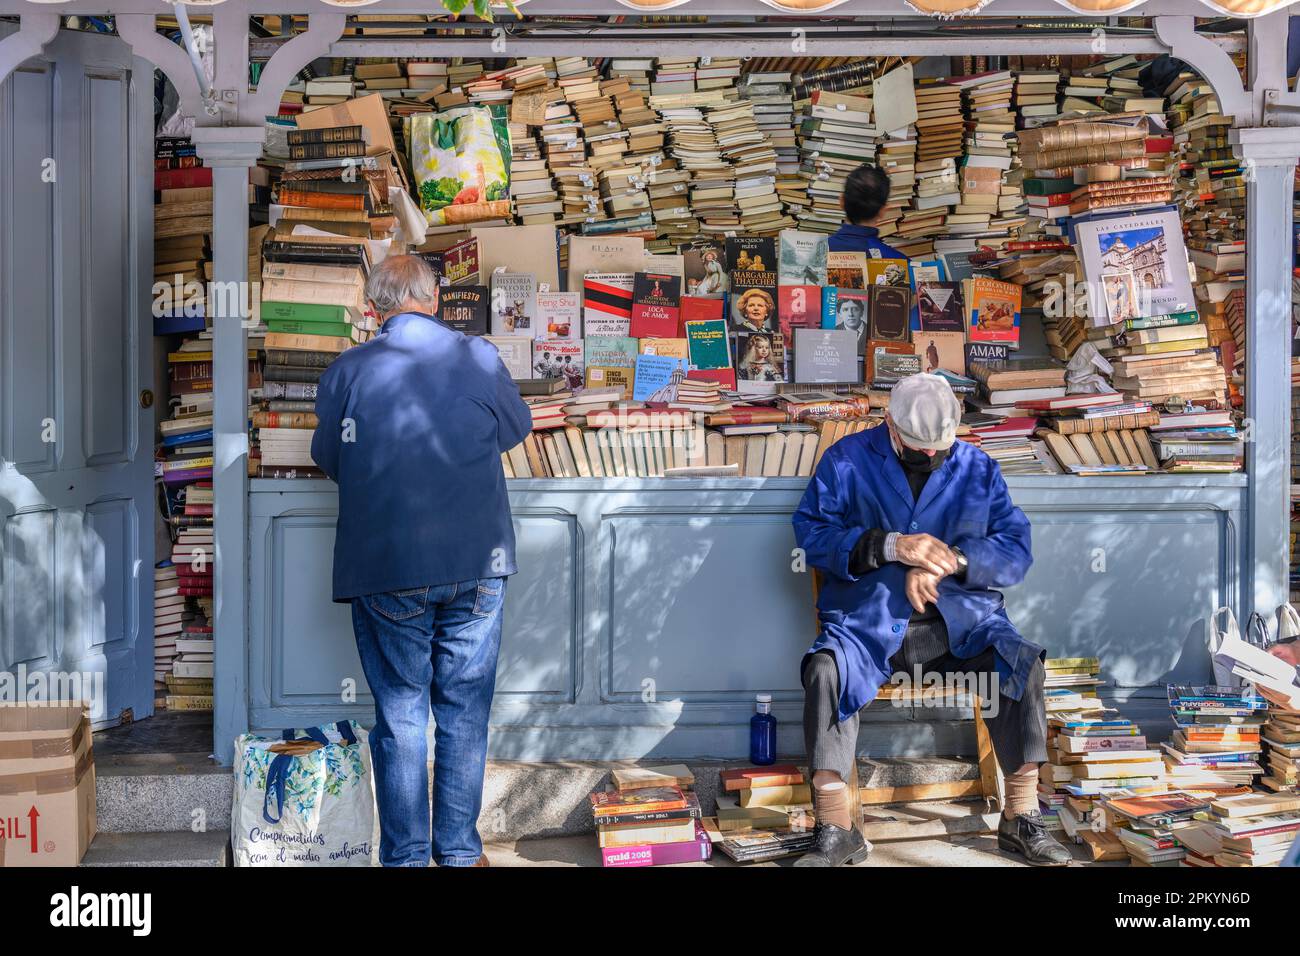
[241,476,1246,764]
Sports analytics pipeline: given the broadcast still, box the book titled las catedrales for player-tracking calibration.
[1074,209,1195,326]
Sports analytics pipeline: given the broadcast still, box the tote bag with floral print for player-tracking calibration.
[232,720,375,867]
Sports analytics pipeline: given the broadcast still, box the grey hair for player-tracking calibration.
[365,254,440,315]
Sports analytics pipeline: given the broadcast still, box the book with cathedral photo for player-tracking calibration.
[1074,210,1194,327]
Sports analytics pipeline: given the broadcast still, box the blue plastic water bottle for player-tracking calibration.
[749,693,777,766]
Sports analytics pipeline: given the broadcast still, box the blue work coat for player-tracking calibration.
[826,223,908,260]
[311,311,533,601]
[792,423,1042,722]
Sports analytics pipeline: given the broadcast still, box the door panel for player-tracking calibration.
[0,27,155,727]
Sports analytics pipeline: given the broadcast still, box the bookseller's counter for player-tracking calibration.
[246,475,1246,760]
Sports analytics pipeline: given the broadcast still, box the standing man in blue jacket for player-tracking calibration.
[312,254,533,867]
[827,164,908,261]
[792,374,1070,868]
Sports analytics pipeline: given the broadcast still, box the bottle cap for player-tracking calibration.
[756,693,772,703]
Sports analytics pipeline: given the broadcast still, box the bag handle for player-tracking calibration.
[280,722,356,747]
[1278,604,1300,642]
[1209,606,1238,655]
[1246,612,1271,649]
[263,752,293,824]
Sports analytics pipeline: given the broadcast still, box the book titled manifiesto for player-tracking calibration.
[436,286,489,335]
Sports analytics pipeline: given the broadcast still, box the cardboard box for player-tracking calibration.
[0,705,96,867]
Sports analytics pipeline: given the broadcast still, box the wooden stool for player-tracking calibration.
[809,569,1001,810]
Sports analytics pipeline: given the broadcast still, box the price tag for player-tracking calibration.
[538,282,551,293]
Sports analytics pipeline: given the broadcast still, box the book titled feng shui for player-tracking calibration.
[726,236,778,332]
[536,291,580,340]
[490,272,538,336]
[435,285,489,335]
[964,276,1022,345]
[778,229,829,286]
[630,272,683,339]
[793,328,860,384]
[583,272,635,336]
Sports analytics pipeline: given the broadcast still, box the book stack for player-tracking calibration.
[740,69,798,185]
[303,74,356,107]
[1163,685,1267,790]
[1100,792,1212,867]
[946,71,1018,256]
[276,125,390,239]
[1205,791,1300,867]
[154,136,212,334]
[590,765,711,868]
[714,94,789,234]
[1016,116,1153,221]
[1146,408,1241,474]
[596,76,666,229]
[607,57,654,95]
[712,764,817,863]
[1025,393,1160,476]
[152,557,215,710]
[1261,702,1300,792]
[651,87,728,243]
[1041,706,1163,806]
[1014,70,1060,128]
[254,231,372,478]
[908,80,963,234]
[795,89,878,235]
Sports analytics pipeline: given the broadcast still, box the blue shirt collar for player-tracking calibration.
[836,223,882,241]
[380,311,439,334]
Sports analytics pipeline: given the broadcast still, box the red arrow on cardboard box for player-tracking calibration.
[27,807,38,854]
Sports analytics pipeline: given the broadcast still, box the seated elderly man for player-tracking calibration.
[791,373,1070,868]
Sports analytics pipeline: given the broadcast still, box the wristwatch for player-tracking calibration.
[951,546,968,575]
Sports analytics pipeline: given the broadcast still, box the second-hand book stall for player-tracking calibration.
[24,0,1295,764]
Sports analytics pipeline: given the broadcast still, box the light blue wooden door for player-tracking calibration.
[0,28,155,727]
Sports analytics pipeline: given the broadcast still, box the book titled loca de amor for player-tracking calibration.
[435,285,489,335]
[490,272,538,336]
[630,271,683,339]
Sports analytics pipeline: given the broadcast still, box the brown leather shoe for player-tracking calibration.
[473,854,490,867]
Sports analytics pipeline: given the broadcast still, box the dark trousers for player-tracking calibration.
[802,633,1048,783]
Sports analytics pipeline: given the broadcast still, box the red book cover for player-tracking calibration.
[719,764,804,791]
[688,367,737,390]
[630,272,682,339]
[678,295,724,337]
[154,166,214,190]
[777,285,822,341]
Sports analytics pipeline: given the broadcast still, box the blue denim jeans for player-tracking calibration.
[351,577,505,867]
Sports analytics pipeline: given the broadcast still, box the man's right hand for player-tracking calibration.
[894,533,959,576]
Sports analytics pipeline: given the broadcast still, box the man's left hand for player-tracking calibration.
[905,567,943,614]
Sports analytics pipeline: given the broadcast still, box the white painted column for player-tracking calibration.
[192,128,264,762]
[1233,129,1300,619]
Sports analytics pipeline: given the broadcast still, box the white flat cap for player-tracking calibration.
[889,373,962,450]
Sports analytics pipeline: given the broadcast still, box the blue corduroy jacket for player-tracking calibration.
[311,311,533,601]
[827,223,908,260]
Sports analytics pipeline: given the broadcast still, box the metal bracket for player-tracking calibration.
[1153,16,1253,125]
[0,12,60,87]
[239,11,346,126]
[116,14,206,121]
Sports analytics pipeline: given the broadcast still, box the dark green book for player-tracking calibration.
[264,318,358,338]
[260,300,355,324]
[1023,176,1076,196]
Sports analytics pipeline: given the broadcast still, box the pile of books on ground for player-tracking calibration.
[708,764,816,863]
[1202,791,1300,866]
[1100,791,1212,866]
[591,765,710,867]
[1163,685,1267,790]
[1261,700,1300,792]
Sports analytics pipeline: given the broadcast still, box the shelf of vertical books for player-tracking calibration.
[208,52,1248,486]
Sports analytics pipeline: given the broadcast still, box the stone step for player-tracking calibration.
[96,754,986,841]
[82,830,230,867]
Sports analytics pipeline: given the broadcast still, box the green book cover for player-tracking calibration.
[1121,310,1200,331]
[684,318,731,370]
[261,300,353,324]
[264,317,357,338]
[1023,177,1076,196]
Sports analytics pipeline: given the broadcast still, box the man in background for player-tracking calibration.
[792,374,1070,868]
[312,254,532,867]
[828,163,909,261]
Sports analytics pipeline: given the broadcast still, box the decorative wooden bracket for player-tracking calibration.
[0,12,59,87]
[238,11,346,126]
[1153,16,1254,126]
[116,14,206,121]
